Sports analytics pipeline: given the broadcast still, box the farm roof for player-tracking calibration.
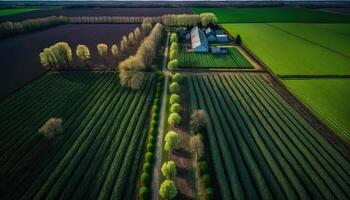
[191,26,208,49]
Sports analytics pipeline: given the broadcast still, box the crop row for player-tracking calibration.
[187,74,350,200]
[0,72,156,199]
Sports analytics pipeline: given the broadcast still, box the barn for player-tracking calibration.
[205,27,217,42]
[191,26,209,52]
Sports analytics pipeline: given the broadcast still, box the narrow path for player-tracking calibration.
[151,33,169,200]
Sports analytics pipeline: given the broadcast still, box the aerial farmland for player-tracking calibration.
[0,1,349,200]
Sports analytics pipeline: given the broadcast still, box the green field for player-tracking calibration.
[192,7,350,23]
[178,46,252,68]
[0,8,37,16]
[283,78,350,140]
[0,72,155,199]
[223,23,350,75]
[187,74,350,199]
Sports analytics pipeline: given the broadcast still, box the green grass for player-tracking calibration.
[283,78,350,140]
[223,23,350,75]
[0,8,37,16]
[187,73,350,200]
[192,7,350,23]
[0,71,155,199]
[178,46,252,68]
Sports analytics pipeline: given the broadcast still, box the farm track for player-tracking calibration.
[0,72,156,199]
[187,73,350,200]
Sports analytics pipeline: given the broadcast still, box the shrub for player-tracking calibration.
[141,172,150,185]
[152,113,159,121]
[38,117,64,139]
[152,105,159,113]
[172,73,183,82]
[143,162,151,173]
[149,136,156,143]
[161,161,177,180]
[139,186,149,200]
[169,82,180,94]
[169,94,180,104]
[190,109,209,133]
[199,161,208,174]
[168,113,181,126]
[167,59,178,70]
[205,187,214,200]
[170,103,181,113]
[164,131,180,152]
[159,180,177,199]
[145,152,153,162]
[202,174,211,187]
[147,143,155,152]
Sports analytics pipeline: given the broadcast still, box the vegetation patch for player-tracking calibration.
[283,78,350,140]
[0,72,156,199]
[192,7,350,23]
[223,23,350,75]
[187,73,350,199]
[0,8,37,16]
[178,46,252,68]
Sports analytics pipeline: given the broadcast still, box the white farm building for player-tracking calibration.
[191,26,209,52]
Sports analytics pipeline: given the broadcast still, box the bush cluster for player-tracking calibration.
[138,75,163,200]
[167,33,179,71]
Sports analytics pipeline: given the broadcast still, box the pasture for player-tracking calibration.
[0,8,36,16]
[192,7,350,23]
[0,72,155,199]
[283,78,350,140]
[187,73,350,200]
[223,23,350,75]
[178,47,252,68]
[0,24,138,99]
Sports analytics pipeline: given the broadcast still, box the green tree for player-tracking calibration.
[200,13,218,26]
[169,49,177,61]
[235,34,242,45]
[170,103,181,113]
[167,59,178,71]
[76,44,90,66]
[172,73,183,82]
[170,42,178,52]
[170,33,178,43]
[169,94,180,104]
[169,82,180,94]
[164,131,180,152]
[161,161,177,180]
[97,43,108,66]
[168,113,181,126]
[159,180,177,200]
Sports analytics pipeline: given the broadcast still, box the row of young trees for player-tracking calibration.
[142,13,217,27]
[119,22,164,89]
[39,26,144,70]
[167,33,179,71]
[0,16,69,38]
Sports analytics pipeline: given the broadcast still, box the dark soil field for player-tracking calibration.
[0,24,138,99]
[0,7,193,22]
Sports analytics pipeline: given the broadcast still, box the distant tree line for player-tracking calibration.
[0,16,69,38]
[69,16,145,24]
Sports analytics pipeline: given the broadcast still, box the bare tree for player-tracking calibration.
[39,118,64,139]
[76,44,90,67]
[190,109,209,133]
[97,43,108,66]
[190,135,204,160]
[111,44,119,66]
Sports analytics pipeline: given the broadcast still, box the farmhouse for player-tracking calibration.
[191,26,209,52]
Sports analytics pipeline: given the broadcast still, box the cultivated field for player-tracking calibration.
[0,72,155,199]
[223,23,350,75]
[0,24,138,99]
[0,7,192,22]
[283,78,350,140]
[193,7,350,23]
[178,47,252,68]
[0,8,36,16]
[187,73,350,199]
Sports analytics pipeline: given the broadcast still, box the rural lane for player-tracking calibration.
[151,33,169,200]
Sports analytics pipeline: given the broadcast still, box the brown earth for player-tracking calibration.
[0,7,193,22]
[0,24,138,99]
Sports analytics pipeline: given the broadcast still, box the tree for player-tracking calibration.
[169,82,180,94]
[128,32,135,46]
[161,161,177,180]
[38,117,64,139]
[119,55,145,89]
[139,186,149,200]
[172,73,183,82]
[190,109,209,133]
[169,94,180,104]
[134,27,141,41]
[111,44,119,65]
[76,44,90,66]
[97,43,108,66]
[39,42,72,70]
[200,13,218,27]
[159,180,177,200]
[170,33,178,43]
[169,49,177,61]
[170,103,181,113]
[190,135,204,160]
[235,34,242,45]
[167,59,178,71]
[168,113,181,126]
[170,42,178,52]
[164,131,180,152]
